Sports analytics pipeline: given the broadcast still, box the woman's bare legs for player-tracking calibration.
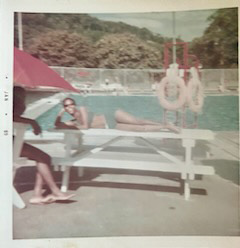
[21,143,74,204]
[36,162,62,195]
[115,123,164,132]
[90,114,107,128]
[164,123,180,133]
[33,172,43,197]
[115,109,180,133]
[35,162,75,203]
[29,172,44,204]
[115,109,161,125]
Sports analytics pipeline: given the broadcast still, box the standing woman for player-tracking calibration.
[13,86,74,205]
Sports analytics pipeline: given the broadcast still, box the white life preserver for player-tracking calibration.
[157,76,187,111]
[186,78,204,113]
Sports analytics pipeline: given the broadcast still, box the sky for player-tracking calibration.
[90,9,216,42]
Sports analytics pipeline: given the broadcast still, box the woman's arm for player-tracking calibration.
[54,109,79,130]
[55,107,88,130]
[74,107,88,129]
[54,109,66,128]
[13,115,42,135]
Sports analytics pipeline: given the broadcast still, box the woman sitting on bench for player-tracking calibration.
[13,86,75,205]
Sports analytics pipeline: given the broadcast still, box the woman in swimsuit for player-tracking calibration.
[55,98,179,133]
[55,97,107,129]
[115,109,180,133]
[55,98,88,130]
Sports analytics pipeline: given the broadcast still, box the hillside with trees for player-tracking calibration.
[190,8,238,68]
[14,9,238,69]
[94,33,162,69]
[28,30,97,67]
[15,13,166,68]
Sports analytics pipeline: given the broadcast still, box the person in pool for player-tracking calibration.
[13,86,75,205]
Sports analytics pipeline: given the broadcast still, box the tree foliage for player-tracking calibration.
[190,8,238,68]
[14,10,238,69]
[14,13,52,49]
[15,13,166,46]
[27,30,97,67]
[15,13,166,68]
[94,33,162,69]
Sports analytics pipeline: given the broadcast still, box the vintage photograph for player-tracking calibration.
[12,8,239,240]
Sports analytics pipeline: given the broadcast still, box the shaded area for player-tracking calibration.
[13,159,239,239]
[13,163,240,239]
[14,166,206,197]
[201,159,239,185]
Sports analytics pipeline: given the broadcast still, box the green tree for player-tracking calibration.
[14,13,52,49]
[94,33,162,69]
[190,8,238,68]
[27,30,97,67]
[15,13,166,50]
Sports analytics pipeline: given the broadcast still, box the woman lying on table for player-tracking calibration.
[13,86,75,205]
[114,109,180,133]
[55,97,106,129]
[55,97,179,133]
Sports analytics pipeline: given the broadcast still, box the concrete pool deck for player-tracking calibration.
[13,130,239,239]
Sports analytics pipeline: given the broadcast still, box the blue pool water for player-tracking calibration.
[36,95,239,131]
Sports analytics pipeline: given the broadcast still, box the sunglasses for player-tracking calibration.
[64,103,75,108]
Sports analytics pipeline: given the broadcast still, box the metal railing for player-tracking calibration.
[51,66,239,93]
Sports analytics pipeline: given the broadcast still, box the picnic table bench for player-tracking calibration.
[51,128,215,200]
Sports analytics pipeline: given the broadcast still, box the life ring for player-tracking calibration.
[157,76,187,111]
[186,78,204,113]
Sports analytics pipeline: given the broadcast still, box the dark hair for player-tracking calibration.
[62,97,76,105]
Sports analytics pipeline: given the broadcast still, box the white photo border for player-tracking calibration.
[0,0,239,247]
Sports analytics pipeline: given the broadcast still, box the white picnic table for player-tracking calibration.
[50,128,215,200]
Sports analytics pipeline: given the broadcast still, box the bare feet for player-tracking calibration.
[166,123,181,133]
[41,195,56,204]
[29,196,54,205]
[29,193,75,205]
[48,193,75,201]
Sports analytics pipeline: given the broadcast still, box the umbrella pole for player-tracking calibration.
[17,12,23,50]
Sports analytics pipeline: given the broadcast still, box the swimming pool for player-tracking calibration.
[36,95,239,131]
